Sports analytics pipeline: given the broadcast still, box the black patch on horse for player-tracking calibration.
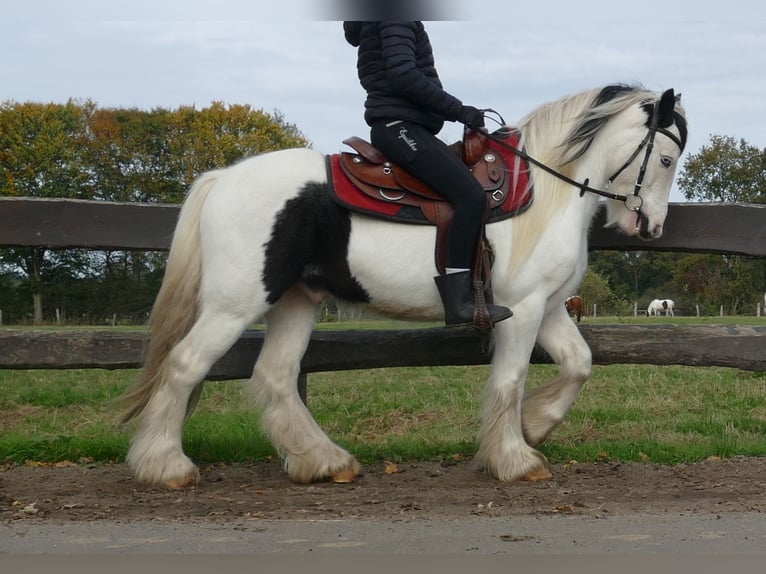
[594,83,640,107]
[262,182,371,305]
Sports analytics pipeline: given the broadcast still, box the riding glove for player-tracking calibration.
[459,106,485,131]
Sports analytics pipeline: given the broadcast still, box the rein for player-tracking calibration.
[482,104,683,212]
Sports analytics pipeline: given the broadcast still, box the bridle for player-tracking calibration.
[482,102,684,213]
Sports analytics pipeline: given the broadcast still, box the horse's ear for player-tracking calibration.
[657,88,676,128]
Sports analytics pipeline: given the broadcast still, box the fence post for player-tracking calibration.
[720,305,724,317]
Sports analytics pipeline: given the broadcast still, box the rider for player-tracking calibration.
[343,21,512,327]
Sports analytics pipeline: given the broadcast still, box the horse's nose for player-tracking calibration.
[640,214,664,240]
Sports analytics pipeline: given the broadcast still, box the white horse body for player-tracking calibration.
[120,85,687,488]
[647,298,676,316]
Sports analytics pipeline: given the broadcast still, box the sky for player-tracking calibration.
[3,1,766,202]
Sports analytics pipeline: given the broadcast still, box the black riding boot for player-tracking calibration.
[434,271,512,327]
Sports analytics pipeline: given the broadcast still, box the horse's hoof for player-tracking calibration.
[330,467,360,484]
[522,466,553,482]
[162,470,200,489]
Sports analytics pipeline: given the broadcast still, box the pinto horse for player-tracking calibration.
[647,298,675,316]
[119,85,687,488]
[565,295,585,322]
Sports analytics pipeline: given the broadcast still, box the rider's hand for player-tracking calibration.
[459,106,485,131]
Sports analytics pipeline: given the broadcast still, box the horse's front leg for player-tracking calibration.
[522,304,592,446]
[475,314,552,482]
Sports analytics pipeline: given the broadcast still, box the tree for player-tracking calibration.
[675,134,766,314]
[588,250,677,306]
[0,100,309,324]
[0,100,92,323]
[678,135,766,203]
[81,102,307,203]
[83,106,182,203]
[574,269,632,316]
[669,253,764,315]
[165,102,306,190]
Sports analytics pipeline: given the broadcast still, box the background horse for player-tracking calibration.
[119,85,687,488]
[564,295,585,322]
[647,298,675,316]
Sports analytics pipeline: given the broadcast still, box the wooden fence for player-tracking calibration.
[1,197,764,400]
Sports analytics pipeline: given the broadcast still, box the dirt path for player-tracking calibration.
[2,456,764,523]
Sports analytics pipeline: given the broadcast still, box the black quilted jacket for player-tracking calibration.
[343,21,463,133]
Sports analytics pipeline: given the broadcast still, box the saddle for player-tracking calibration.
[335,130,513,275]
[340,132,508,209]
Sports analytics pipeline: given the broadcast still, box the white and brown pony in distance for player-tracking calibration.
[565,295,585,322]
[647,298,675,316]
[119,84,687,488]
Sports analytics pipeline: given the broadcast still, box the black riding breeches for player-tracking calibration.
[370,120,486,270]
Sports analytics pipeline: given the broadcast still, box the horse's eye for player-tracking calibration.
[660,155,673,168]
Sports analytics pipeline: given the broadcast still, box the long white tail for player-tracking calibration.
[118,172,217,423]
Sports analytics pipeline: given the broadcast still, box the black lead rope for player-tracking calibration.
[483,128,632,204]
[480,104,680,212]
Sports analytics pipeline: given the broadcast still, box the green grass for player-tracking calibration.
[5,313,762,332]
[1,360,764,467]
[583,315,766,326]
[1,316,764,466]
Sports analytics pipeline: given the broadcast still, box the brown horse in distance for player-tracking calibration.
[565,295,585,322]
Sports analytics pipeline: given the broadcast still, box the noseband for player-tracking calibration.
[483,102,684,212]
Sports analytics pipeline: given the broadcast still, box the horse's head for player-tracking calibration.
[598,88,687,240]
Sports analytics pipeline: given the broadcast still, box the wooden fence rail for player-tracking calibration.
[1,197,765,256]
[1,198,765,395]
[2,324,764,374]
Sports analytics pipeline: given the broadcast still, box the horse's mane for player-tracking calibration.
[506,84,686,274]
[518,83,688,171]
[557,84,687,163]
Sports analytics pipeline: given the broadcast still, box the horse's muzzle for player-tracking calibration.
[636,211,663,240]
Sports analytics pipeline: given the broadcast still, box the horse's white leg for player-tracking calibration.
[248,285,361,484]
[522,305,592,447]
[475,312,553,482]
[127,308,257,488]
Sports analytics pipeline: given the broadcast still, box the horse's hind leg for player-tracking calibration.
[522,305,592,447]
[248,285,361,484]
[127,309,257,488]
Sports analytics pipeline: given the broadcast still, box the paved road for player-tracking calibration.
[2,511,765,554]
